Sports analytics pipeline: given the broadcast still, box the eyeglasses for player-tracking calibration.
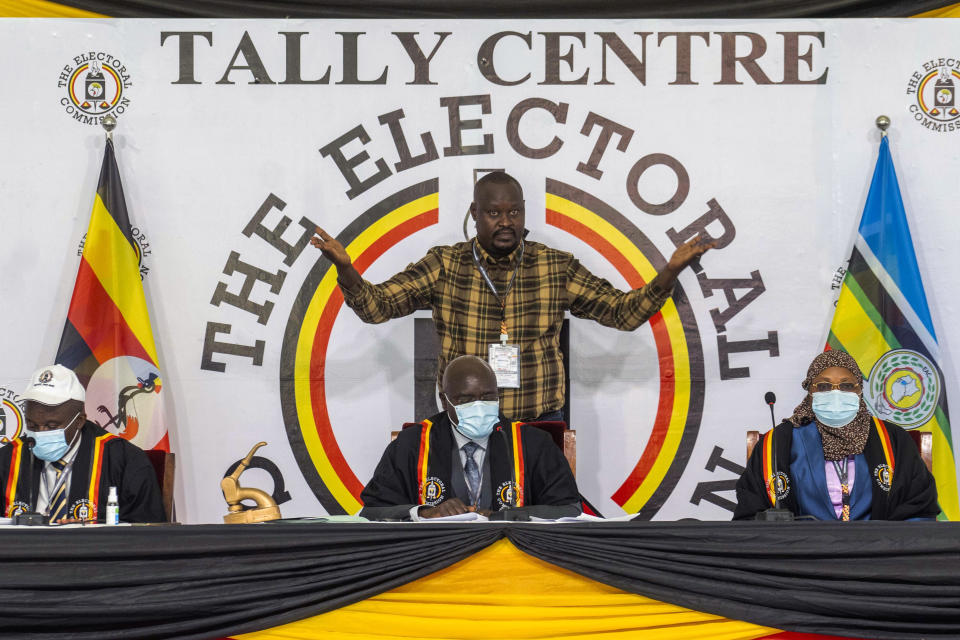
[811,381,860,393]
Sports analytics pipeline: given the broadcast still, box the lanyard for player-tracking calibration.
[831,457,851,522]
[472,239,524,341]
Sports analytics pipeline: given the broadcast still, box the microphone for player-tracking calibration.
[754,390,793,521]
[12,437,49,526]
[764,392,777,429]
[24,437,36,511]
[764,392,780,509]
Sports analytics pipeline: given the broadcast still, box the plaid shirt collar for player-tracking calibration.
[472,235,535,269]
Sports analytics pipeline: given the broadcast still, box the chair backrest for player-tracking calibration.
[393,420,577,477]
[746,428,933,473]
[524,421,576,478]
[144,450,176,522]
[746,430,761,462]
[908,430,933,473]
[412,318,571,422]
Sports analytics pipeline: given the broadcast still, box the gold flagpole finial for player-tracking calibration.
[101,114,117,142]
[875,115,891,137]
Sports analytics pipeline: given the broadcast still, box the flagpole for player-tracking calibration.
[101,113,116,142]
[875,114,890,137]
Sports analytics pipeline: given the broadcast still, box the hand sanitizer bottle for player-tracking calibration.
[106,486,119,525]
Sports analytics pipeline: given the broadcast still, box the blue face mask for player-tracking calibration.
[453,401,500,440]
[811,391,861,428]
[25,412,80,462]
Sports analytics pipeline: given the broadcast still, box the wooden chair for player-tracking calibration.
[393,421,577,477]
[524,421,577,478]
[908,430,933,473]
[145,450,176,522]
[746,429,933,473]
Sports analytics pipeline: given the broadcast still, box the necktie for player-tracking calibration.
[462,442,481,506]
[48,460,68,523]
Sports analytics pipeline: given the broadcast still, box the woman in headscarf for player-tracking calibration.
[734,350,939,521]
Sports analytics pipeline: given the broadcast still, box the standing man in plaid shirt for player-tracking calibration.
[311,172,713,422]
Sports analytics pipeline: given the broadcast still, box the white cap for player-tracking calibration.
[21,364,86,405]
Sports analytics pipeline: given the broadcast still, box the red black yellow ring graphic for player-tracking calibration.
[68,63,124,113]
[546,179,703,517]
[1,399,24,444]
[281,178,702,518]
[917,69,960,118]
[281,180,440,514]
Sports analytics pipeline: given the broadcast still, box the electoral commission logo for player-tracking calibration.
[0,388,25,445]
[907,58,960,132]
[278,177,705,519]
[57,52,132,126]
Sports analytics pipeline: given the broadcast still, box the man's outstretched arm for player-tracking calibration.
[311,226,362,291]
[567,235,716,330]
[310,225,440,323]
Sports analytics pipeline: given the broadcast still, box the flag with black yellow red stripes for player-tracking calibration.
[828,136,957,520]
[55,139,168,452]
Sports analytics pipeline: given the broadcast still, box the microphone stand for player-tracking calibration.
[754,392,794,522]
[12,438,49,526]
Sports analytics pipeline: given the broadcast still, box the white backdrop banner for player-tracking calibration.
[1,19,958,523]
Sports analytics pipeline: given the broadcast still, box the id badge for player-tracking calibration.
[488,343,520,388]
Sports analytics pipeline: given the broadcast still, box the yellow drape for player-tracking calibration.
[914,2,960,16]
[0,0,104,17]
[234,539,780,640]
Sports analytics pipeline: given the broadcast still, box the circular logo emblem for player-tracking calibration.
[421,477,445,506]
[907,60,960,132]
[38,370,54,384]
[873,463,892,493]
[58,52,132,125]
[496,480,518,509]
[7,501,30,517]
[0,390,25,444]
[67,61,122,115]
[866,349,940,428]
[772,471,791,501]
[917,68,959,122]
[69,499,96,521]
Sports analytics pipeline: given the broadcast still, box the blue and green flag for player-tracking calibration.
[828,136,958,519]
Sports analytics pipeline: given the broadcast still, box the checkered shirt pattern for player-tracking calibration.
[341,239,672,419]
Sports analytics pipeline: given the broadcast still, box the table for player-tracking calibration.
[0,520,957,639]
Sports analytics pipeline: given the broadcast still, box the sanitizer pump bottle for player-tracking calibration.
[106,486,119,525]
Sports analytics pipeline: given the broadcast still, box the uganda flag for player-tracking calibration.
[55,139,167,452]
[828,136,958,520]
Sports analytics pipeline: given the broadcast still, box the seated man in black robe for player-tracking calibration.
[360,355,581,521]
[0,365,165,523]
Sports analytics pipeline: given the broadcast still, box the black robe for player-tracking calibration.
[734,418,940,521]
[0,421,165,523]
[360,412,580,521]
